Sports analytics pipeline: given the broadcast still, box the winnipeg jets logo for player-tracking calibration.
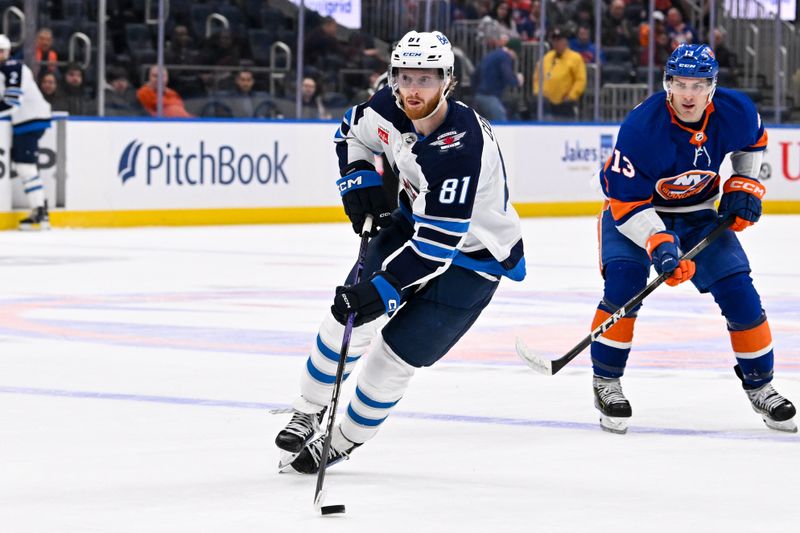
[429,130,466,151]
[693,145,711,167]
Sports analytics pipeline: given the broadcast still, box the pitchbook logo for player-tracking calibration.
[116,139,289,186]
[118,140,143,184]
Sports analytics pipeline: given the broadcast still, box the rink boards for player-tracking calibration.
[1,116,800,228]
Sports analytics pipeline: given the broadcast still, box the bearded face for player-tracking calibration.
[396,68,445,120]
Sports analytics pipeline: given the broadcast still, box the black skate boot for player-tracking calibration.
[593,375,633,434]
[18,202,50,231]
[275,407,327,453]
[289,427,360,474]
[735,365,797,433]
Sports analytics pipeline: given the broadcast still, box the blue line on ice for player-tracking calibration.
[1,385,796,444]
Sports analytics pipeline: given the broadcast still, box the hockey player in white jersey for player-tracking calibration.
[0,35,52,230]
[276,30,526,473]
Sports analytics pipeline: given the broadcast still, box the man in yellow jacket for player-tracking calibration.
[533,28,587,120]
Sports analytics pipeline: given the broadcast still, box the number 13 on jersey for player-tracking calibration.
[610,149,636,178]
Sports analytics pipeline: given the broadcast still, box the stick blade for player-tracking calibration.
[515,337,555,375]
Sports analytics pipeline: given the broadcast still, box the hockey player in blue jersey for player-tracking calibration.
[0,34,52,230]
[589,43,795,434]
[275,30,526,472]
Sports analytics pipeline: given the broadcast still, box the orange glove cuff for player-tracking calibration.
[723,176,766,199]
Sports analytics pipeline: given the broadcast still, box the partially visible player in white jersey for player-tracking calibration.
[0,34,52,230]
[275,30,526,473]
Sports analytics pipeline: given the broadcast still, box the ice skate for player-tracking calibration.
[18,203,50,231]
[288,427,359,474]
[593,375,633,434]
[275,406,327,456]
[735,366,797,433]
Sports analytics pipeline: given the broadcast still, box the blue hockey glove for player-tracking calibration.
[337,163,393,236]
[718,175,765,232]
[331,272,402,327]
[645,231,696,287]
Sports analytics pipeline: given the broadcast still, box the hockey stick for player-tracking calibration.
[516,215,735,376]
[313,215,373,515]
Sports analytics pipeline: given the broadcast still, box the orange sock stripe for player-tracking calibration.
[730,321,773,353]
[591,309,636,343]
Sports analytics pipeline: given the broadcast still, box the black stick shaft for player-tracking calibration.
[314,216,373,504]
[549,215,735,375]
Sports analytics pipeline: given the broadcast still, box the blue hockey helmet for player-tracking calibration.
[664,44,719,80]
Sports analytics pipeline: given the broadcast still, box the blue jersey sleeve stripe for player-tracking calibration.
[411,239,458,260]
[355,386,399,409]
[412,214,470,233]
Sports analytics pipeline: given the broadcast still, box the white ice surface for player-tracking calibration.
[0,217,797,533]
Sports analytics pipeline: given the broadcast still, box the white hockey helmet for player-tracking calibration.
[388,30,455,118]
[0,34,11,52]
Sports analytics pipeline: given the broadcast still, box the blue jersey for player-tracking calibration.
[600,87,766,246]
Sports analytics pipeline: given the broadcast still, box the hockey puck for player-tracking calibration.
[320,504,346,515]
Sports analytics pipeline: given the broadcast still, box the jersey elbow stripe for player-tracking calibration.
[609,197,653,221]
[416,226,463,247]
[412,213,470,233]
[411,239,456,261]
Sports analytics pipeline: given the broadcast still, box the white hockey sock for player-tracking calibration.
[16,163,45,209]
[299,311,387,407]
[340,338,415,444]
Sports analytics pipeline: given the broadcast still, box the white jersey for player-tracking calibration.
[0,59,52,132]
[334,87,525,288]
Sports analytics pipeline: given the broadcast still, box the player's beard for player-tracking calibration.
[402,92,441,120]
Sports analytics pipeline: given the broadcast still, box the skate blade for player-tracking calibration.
[278,451,299,472]
[762,416,798,433]
[599,415,629,434]
[19,223,50,232]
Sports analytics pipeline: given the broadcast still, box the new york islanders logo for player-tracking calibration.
[656,170,718,200]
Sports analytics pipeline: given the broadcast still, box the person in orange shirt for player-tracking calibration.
[35,28,58,74]
[136,65,193,118]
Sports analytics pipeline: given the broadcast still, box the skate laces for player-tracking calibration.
[595,378,628,405]
[283,410,320,438]
[748,384,787,412]
[306,434,353,465]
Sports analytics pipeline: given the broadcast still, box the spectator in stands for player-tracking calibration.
[546,0,573,31]
[350,70,386,105]
[452,0,480,20]
[533,27,586,120]
[164,25,202,98]
[712,28,737,70]
[299,76,331,120]
[34,28,58,75]
[105,67,143,116]
[60,63,95,115]
[517,0,547,42]
[137,65,193,118]
[38,71,66,109]
[225,68,266,118]
[569,24,602,64]
[666,7,697,48]
[602,0,635,48]
[200,29,242,67]
[477,1,519,48]
[639,11,673,67]
[304,16,348,70]
[473,38,524,121]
